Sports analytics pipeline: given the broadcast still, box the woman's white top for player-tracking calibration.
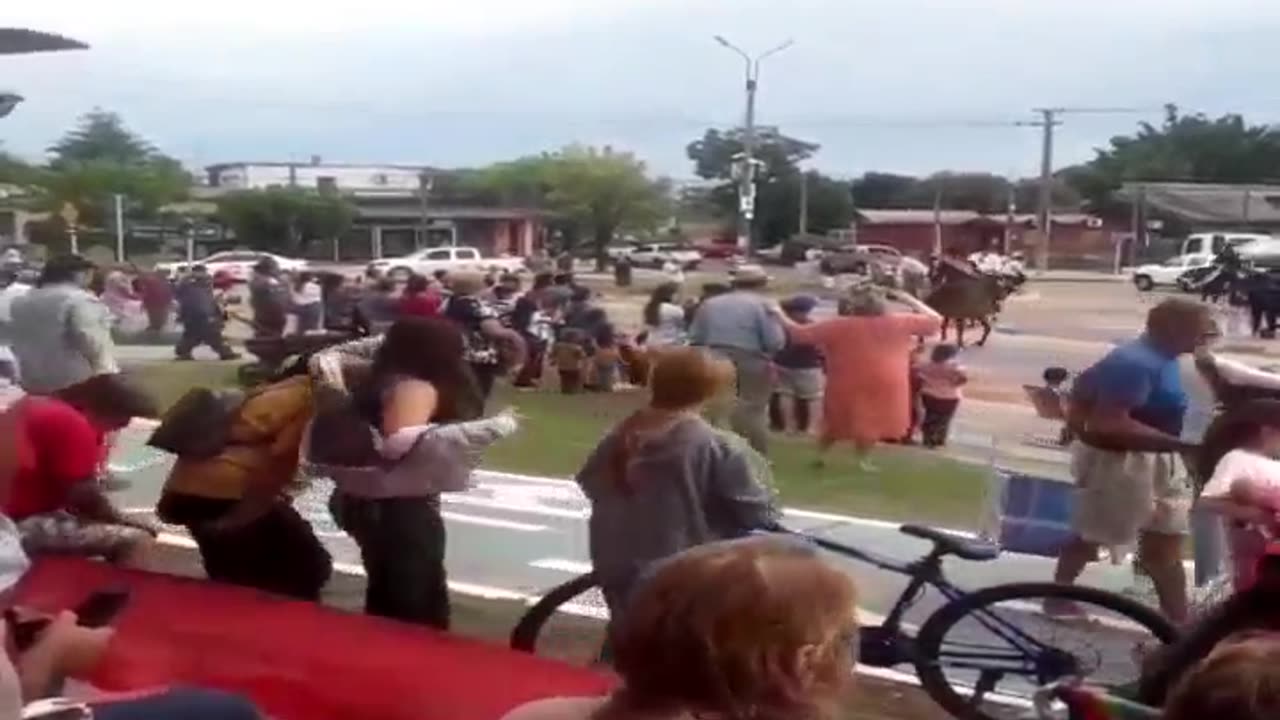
[647,302,687,346]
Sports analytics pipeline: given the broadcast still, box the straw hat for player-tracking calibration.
[730,264,771,287]
[447,270,487,296]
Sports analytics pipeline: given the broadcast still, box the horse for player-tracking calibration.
[925,261,1010,347]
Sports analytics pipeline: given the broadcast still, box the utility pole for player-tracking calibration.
[417,170,433,248]
[1003,182,1016,255]
[1023,105,1161,272]
[1031,108,1063,272]
[714,35,793,257]
[798,169,809,236]
[113,193,125,262]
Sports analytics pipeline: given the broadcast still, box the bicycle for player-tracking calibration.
[510,523,1179,720]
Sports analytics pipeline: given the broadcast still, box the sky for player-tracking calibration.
[4,0,1280,180]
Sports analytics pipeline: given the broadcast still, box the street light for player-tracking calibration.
[713,36,794,256]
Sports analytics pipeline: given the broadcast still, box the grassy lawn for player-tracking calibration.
[126,360,988,529]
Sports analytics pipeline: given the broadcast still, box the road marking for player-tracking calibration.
[441,511,548,532]
[443,495,589,520]
[530,558,593,574]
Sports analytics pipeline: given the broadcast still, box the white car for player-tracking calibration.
[366,246,526,280]
[155,251,307,281]
[628,243,702,270]
[1131,254,1212,292]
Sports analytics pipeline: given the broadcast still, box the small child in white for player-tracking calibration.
[917,344,967,448]
[1197,400,1280,590]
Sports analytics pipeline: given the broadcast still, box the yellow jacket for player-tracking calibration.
[163,375,314,500]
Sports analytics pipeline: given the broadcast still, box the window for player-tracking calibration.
[1164,257,1185,267]
[1211,235,1226,254]
[456,248,479,259]
[424,249,452,260]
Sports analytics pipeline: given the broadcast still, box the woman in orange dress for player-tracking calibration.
[771,288,942,470]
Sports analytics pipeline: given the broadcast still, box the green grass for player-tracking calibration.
[127,361,988,529]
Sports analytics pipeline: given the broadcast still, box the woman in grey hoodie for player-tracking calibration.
[575,347,780,627]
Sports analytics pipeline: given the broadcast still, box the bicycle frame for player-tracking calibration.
[803,532,1063,678]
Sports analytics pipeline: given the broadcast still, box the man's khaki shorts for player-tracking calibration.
[1069,444,1191,547]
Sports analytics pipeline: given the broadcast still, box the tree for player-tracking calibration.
[47,109,157,168]
[216,188,355,256]
[24,110,189,239]
[472,146,670,268]
[685,127,833,246]
[1062,105,1280,215]
[850,172,918,208]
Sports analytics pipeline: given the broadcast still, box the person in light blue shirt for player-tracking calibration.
[1052,298,1218,624]
[688,265,786,454]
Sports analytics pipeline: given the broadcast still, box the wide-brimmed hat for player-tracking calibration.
[730,264,771,286]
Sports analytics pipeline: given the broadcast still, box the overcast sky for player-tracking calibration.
[4,0,1279,180]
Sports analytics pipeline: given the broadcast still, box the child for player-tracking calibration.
[901,338,926,444]
[768,295,824,434]
[917,344,967,448]
[587,325,622,393]
[551,328,589,394]
[1196,399,1280,590]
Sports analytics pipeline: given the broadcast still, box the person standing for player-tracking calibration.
[768,295,824,435]
[0,270,31,384]
[290,272,324,333]
[1051,299,1218,624]
[135,270,174,334]
[397,274,442,319]
[443,271,526,404]
[642,282,688,348]
[174,266,239,361]
[689,266,786,454]
[769,288,942,471]
[248,258,288,338]
[10,255,118,395]
[917,343,967,448]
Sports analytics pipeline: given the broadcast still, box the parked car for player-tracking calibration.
[154,251,307,281]
[818,244,903,275]
[1130,254,1213,292]
[628,243,703,270]
[366,246,525,280]
[694,239,742,260]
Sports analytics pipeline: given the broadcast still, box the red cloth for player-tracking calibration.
[14,559,614,720]
[398,292,442,318]
[4,397,105,520]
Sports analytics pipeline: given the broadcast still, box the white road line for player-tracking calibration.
[443,495,589,520]
[441,511,547,532]
[530,558,593,574]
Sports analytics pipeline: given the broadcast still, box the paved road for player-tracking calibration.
[109,425,1145,628]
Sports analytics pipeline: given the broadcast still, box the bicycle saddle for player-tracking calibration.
[899,524,1000,561]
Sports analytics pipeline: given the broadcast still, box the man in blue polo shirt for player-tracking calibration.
[1053,298,1217,623]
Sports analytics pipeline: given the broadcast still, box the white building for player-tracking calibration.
[205,160,432,197]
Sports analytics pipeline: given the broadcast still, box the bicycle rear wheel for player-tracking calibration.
[509,572,606,660]
[914,582,1178,720]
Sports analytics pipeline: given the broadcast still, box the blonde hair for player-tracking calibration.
[1165,633,1280,720]
[648,346,734,411]
[613,536,858,720]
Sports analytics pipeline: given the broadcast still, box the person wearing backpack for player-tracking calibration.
[155,359,332,601]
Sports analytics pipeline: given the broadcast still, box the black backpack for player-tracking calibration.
[147,387,247,458]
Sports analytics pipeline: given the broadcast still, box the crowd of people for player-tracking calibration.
[5,250,1280,719]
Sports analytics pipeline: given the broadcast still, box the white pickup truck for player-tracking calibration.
[366,246,526,279]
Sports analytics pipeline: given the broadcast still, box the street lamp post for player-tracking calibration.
[714,35,793,257]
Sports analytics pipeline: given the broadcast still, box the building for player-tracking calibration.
[201,161,545,260]
[853,208,1120,269]
[205,161,432,197]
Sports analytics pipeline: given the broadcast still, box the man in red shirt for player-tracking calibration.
[6,374,158,567]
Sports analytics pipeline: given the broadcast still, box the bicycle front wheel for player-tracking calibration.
[509,572,604,658]
[914,582,1178,720]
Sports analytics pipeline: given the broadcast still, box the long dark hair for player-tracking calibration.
[357,317,482,427]
[1196,399,1280,487]
[644,282,679,327]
